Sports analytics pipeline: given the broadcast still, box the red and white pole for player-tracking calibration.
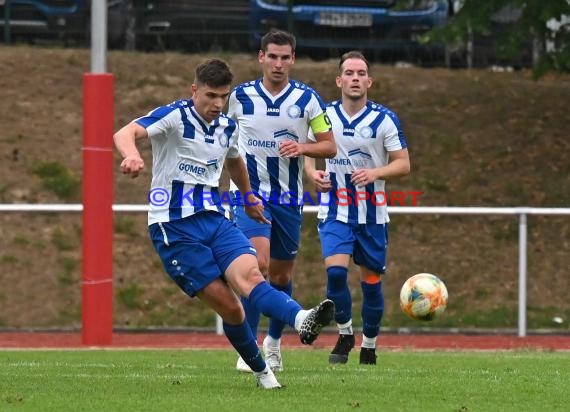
[82,0,113,345]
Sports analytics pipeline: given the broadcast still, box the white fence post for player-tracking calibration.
[518,212,528,337]
[216,313,224,336]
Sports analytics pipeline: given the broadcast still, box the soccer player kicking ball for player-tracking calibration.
[114,58,334,388]
[305,51,410,365]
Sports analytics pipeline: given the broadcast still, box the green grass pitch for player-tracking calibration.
[1,349,569,411]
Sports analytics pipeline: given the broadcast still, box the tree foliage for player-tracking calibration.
[424,0,570,74]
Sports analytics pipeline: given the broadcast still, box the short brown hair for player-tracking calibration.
[260,30,296,52]
[339,51,370,73]
[194,58,234,88]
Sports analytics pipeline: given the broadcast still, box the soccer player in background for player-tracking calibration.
[113,58,334,388]
[305,51,410,365]
[227,30,336,372]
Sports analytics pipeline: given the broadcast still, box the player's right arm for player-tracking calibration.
[113,122,148,178]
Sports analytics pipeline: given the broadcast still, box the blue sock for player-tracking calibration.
[240,296,261,340]
[268,281,293,339]
[327,266,352,324]
[248,282,301,329]
[223,321,265,372]
[361,281,384,338]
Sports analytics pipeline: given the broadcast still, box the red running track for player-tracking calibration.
[1,332,569,351]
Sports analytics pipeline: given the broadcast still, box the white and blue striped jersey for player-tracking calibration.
[227,78,326,203]
[135,99,239,225]
[318,100,408,224]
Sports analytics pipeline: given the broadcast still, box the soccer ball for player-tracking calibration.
[400,273,448,321]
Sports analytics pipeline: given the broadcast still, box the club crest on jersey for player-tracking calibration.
[218,133,229,148]
[358,126,373,139]
[286,104,302,119]
[266,107,280,116]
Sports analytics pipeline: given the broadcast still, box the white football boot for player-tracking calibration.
[254,367,282,389]
[262,336,283,372]
[236,356,253,373]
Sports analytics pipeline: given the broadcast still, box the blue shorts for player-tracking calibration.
[318,219,389,274]
[148,211,256,297]
[232,202,302,261]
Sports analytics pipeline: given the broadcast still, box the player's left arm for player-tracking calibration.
[278,112,336,159]
[351,149,410,186]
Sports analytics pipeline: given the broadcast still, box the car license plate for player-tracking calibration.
[317,12,373,28]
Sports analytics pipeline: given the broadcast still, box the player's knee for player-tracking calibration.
[245,266,265,286]
[232,264,265,298]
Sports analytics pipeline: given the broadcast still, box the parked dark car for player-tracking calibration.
[0,0,133,48]
[249,0,449,56]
